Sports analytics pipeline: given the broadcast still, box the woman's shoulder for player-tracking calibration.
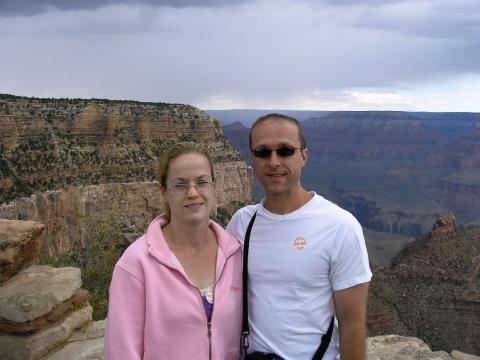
[116,234,149,269]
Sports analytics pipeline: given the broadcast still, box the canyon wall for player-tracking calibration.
[0,163,251,255]
[0,94,253,254]
[0,94,252,205]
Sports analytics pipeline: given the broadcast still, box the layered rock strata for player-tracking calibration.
[0,95,253,255]
[0,219,94,360]
[0,219,45,281]
[0,175,251,256]
[0,94,252,208]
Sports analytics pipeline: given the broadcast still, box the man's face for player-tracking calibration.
[250,119,307,197]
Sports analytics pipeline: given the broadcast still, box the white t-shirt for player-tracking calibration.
[227,193,372,360]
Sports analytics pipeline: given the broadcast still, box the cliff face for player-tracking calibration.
[0,165,251,255]
[427,128,480,221]
[429,128,480,169]
[303,112,441,162]
[0,95,253,254]
[368,213,480,355]
[0,94,251,205]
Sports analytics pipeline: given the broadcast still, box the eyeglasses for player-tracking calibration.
[252,146,303,158]
[166,180,214,196]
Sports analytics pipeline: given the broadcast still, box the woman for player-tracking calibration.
[105,142,242,360]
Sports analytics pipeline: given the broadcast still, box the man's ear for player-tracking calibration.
[301,148,308,166]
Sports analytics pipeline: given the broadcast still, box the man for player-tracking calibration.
[227,113,372,360]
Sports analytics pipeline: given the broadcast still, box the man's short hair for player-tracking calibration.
[249,113,307,150]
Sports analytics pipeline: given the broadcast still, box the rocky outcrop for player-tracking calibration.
[0,183,161,255]
[0,94,251,207]
[0,219,94,360]
[0,219,45,281]
[429,212,458,240]
[0,171,252,256]
[0,266,82,323]
[368,213,480,355]
[0,289,89,334]
[0,306,93,360]
[43,320,105,360]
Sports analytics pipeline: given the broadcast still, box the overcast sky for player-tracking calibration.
[1,0,479,111]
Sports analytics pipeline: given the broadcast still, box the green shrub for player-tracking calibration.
[38,221,124,320]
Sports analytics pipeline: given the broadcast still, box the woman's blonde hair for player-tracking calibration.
[158,142,215,218]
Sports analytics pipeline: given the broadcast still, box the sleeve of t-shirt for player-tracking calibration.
[330,214,372,291]
[227,206,256,247]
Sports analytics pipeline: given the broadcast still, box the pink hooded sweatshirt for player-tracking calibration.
[104,215,242,360]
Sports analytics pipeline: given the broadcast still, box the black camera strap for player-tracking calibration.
[242,211,257,356]
[312,316,335,360]
[242,211,335,360]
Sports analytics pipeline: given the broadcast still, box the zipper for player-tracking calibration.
[208,321,212,360]
[197,286,214,360]
[155,242,238,360]
[202,251,230,360]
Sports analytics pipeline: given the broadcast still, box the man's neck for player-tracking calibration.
[263,188,313,215]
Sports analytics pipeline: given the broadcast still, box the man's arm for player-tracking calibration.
[334,282,369,360]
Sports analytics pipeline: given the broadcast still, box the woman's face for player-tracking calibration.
[163,152,215,224]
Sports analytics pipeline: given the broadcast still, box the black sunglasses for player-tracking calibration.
[252,146,303,158]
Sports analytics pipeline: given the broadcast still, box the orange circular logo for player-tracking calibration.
[293,236,307,250]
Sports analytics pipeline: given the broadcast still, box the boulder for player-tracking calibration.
[70,319,105,342]
[367,335,450,359]
[0,265,81,323]
[0,219,45,282]
[43,337,104,360]
[0,289,89,333]
[45,320,106,360]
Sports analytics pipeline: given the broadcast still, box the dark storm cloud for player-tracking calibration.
[0,0,248,16]
[0,0,479,110]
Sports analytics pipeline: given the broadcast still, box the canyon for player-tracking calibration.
[221,111,480,240]
[0,94,252,254]
[1,95,479,357]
